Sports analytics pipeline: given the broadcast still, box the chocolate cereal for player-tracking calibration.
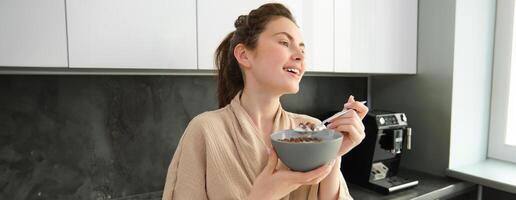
[279,136,322,143]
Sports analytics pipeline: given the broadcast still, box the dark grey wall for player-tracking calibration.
[0,75,367,200]
[371,0,456,176]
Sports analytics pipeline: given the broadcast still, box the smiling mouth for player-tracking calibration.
[283,67,300,75]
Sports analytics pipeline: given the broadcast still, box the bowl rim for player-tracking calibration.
[271,129,343,144]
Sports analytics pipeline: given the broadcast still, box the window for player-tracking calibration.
[507,60,516,146]
[488,0,516,163]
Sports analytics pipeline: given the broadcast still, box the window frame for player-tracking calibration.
[488,0,516,163]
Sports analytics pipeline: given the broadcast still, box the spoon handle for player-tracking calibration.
[321,110,350,125]
[320,101,367,125]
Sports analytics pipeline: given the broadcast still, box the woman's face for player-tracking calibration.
[243,16,305,95]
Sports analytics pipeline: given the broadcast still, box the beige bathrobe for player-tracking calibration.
[162,94,353,200]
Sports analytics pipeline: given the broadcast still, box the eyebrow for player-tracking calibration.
[273,32,305,48]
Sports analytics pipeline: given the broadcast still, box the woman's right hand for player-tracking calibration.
[248,149,336,200]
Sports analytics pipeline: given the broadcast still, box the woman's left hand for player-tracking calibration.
[327,95,369,157]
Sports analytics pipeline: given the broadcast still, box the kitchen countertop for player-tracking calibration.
[112,168,477,200]
[348,168,477,200]
[447,159,516,194]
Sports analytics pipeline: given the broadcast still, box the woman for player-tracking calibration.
[162,3,368,200]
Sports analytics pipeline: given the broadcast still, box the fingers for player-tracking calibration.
[344,102,368,120]
[346,95,355,104]
[332,124,365,156]
[327,111,366,151]
[305,168,333,185]
[332,124,364,145]
[288,160,335,184]
[305,160,337,185]
[264,148,278,175]
[343,95,369,120]
[328,110,364,132]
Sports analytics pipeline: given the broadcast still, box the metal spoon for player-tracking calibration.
[294,101,367,132]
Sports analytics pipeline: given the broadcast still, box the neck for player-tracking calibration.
[240,87,281,135]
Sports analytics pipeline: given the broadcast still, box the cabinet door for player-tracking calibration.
[0,0,68,67]
[197,0,303,70]
[302,0,334,72]
[335,0,417,74]
[66,0,196,69]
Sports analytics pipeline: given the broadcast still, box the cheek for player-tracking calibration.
[258,46,288,68]
[253,51,285,83]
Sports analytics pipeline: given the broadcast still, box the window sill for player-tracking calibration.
[446,159,516,194]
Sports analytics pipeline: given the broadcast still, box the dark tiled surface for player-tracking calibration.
[0,75,366,200]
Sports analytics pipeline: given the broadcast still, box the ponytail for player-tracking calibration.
[215,31,244,108]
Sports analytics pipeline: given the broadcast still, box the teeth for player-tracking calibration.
[285,68,299,74]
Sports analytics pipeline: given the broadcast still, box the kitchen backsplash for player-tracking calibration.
[0,75,367,200]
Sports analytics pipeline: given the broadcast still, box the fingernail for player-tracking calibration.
[344,103,351,107]
[268,148,272,155]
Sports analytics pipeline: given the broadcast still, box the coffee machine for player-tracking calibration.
[340,110,418,194]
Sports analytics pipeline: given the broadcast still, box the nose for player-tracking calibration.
[292,47,304,62]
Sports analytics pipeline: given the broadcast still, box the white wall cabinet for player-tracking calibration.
[0,1,417,74]
[302,0,334,72]
[197,0,304,70]
[66,0,197,69]
[0,0,68,67]
[334,0,417,74]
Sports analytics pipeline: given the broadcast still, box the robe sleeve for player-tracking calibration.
[337,172,353,200]
[162,117,208,200]
[289,172,353,200]
[287,184,320,199]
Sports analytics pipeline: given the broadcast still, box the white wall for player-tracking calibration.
[449,0,495,168]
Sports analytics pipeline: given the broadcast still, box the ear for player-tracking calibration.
[234,43,252,69]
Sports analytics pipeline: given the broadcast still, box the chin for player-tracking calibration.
[272,78,302,95]
[283,84,300,94]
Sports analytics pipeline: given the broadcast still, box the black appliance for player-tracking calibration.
[340,110,418,194]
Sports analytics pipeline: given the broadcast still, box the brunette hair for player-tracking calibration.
[215,3,296,108]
